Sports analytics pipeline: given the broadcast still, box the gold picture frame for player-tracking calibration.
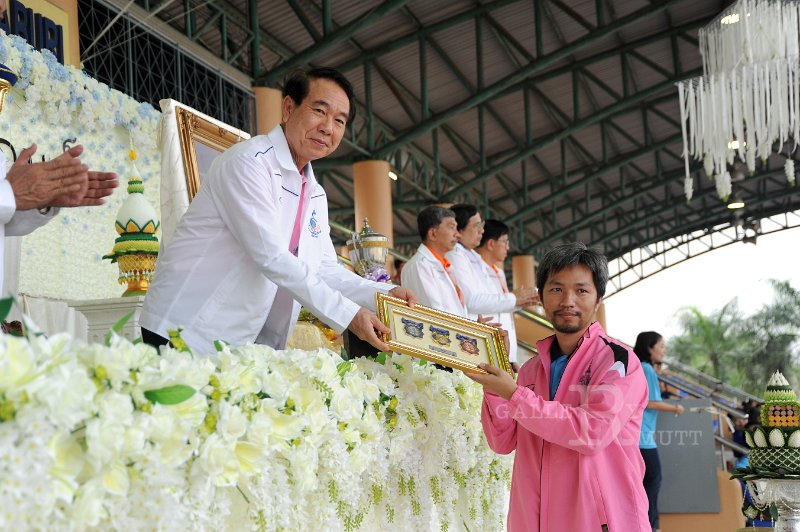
[376,293,512,375]
[175,106,249,201]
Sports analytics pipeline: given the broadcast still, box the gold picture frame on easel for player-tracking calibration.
[175,106,249,201]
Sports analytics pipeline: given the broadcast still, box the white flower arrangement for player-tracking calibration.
[0,31,162,301]
[0,330,512,531]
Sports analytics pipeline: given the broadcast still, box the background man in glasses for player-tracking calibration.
[446,205,537,363]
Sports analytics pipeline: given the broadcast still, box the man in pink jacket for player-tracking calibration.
[468,242,650,531]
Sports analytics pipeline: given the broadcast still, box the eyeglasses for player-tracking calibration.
[468,220,485,229]
[496,238,510,246]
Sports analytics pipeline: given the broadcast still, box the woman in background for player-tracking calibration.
[633,331,685,532]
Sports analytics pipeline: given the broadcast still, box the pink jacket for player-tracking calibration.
[481,322,650,531]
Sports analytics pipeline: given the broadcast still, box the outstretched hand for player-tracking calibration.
[388,286,418,307]
[347,307,391,352]
[465,363,518,400]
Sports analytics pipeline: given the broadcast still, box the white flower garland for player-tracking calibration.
[677,0,800,201]
[0,331,511,531]
[0,31,162,300]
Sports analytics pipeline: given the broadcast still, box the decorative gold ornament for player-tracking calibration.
[0,63,19,114]
[103,149,160,296]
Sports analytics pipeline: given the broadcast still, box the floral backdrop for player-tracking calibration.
[0,330,512,531]
[0,31,161,300]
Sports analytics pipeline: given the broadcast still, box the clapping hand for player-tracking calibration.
[6,144,118,210]
[50,146,119,207]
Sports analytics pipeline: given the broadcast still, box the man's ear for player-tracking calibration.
[281,95,295,123]
[425,226,438,244]
[594,297,603,315]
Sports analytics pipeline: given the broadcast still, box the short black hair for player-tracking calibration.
[282,67,356,123]
[536,242,609,299]
[450,204,479,231]
[417,206,455,243]
[633,331,663,364]
[479,219,509,248]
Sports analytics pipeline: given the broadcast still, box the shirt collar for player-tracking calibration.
[424,244,451,270]
[267,124,317,187]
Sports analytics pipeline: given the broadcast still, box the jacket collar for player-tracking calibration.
[266,124,318,193]
[541,321,604,366]
[417,243,446,268]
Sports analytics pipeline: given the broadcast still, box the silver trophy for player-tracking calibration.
[346,218,390,282]
[768,479,800,531]
[744,478,800,531]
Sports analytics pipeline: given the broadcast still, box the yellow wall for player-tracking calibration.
[7,0,79,66]
[661,469,745,532]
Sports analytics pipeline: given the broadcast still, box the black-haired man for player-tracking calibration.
[468,242,649,531]
[141,67,416,353]
[446,206,537,360]
[401,205,467,317]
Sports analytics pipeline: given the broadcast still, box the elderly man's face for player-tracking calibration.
[282,77,349,171]
[458,212,484,250]
[427,216,459,254]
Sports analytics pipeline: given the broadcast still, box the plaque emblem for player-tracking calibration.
[429,325,451,347]
[401,317,424,338]
[456,333,479,356]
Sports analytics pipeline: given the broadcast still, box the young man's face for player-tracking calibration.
[282,77,349,170]
[488,234,510,263]
[541,264,601,335]
[458,212,484,250]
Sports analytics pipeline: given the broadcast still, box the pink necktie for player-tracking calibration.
[289,173,308,255]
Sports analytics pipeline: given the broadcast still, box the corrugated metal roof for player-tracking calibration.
[138,0,800,263]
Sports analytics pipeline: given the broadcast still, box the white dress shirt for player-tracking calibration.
[140,125,391,353]
[447,243,516,320]
[401,243,468,318]
[477,258,519,362]
[0,151,56,295]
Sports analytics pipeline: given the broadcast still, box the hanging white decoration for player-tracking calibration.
[785,157,796,185]
[677,0,800,200]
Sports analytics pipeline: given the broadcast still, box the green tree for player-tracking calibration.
[668,280,800,396]
[669,299,753,390]
[741,280,800,390]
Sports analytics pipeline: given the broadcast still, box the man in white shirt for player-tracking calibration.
[475,219,527,367]
[140,67,416,354]
[401,206,467,317]
[446,205,536,365]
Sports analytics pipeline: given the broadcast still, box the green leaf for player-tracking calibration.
[166,328,192,353]
[337,360,355,378]
[375,352,388,365]
[340,346,350,361]
[214,340,229,352]
[0,297,13,323]
[144,385,196,405]
[104,311,134,346]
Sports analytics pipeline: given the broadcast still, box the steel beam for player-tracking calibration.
[363,0,682,162]
[444,71,699,201]
[256,0,409,85]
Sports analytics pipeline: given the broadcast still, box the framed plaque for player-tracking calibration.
[376,293,512,375]
[175,106,249,201]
